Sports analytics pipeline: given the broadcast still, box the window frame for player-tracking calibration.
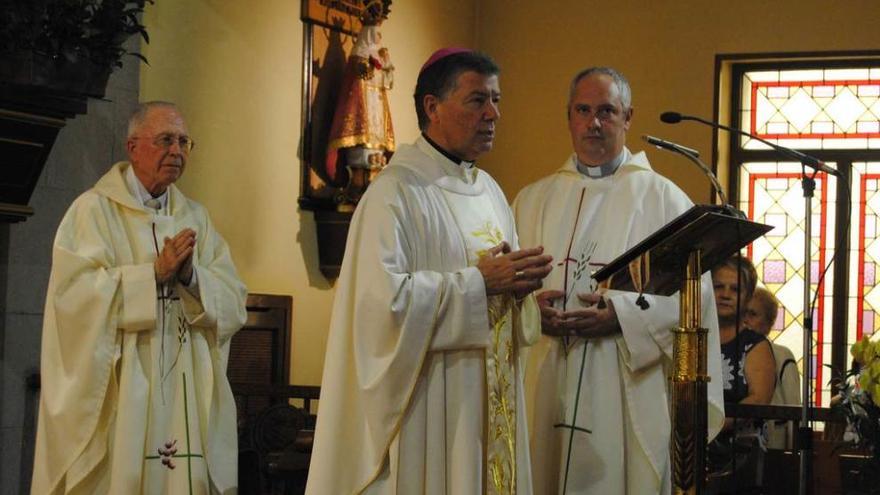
[717,52,880,406]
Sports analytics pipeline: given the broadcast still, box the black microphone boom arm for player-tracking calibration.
[660,111,840,177]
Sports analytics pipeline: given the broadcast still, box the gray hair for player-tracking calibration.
[567,67,632,111]
[127,101,179,138]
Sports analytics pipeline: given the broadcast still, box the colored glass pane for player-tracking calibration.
[851,163,880,355]
[740,67,880,150]
[739,161,837,406]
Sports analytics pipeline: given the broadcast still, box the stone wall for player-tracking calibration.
[0,52,139,494]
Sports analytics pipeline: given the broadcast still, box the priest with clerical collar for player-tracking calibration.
[306,48,553,495]
[514,67,725,495]
[32,101,247,494]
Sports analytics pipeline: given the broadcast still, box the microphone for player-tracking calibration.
[642,134,700,157]
[660,111,840,177]
[660,112,683,124]
[641,134,738,214]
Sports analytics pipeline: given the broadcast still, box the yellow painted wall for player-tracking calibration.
[476,0,880,203]
[141,0,878,386]
[140,0,477,385]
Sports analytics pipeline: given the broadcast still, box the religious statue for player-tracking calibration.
[324,0,394,209]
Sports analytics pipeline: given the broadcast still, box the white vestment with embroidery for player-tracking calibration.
[33,162,247,495]
[514,151,725,495]
[306,138,539,494]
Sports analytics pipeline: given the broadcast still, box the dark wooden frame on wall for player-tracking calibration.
[298,0,367,278]
[0,87,89,222]
[712,50,880,394]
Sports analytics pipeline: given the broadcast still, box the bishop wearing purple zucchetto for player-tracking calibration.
[305,48,554,495]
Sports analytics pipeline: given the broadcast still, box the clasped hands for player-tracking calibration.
[154,228,196,285]
[477,242,553,299]
[536,290,621,340]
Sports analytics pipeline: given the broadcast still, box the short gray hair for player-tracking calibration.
[567,67,632,111]
[127,101,179,138]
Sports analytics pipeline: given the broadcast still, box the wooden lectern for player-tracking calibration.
[592,205,772,495]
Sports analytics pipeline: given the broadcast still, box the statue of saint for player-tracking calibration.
[324,1,394,207]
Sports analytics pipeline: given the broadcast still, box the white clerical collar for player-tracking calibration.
[576,148,630,179]
[451,159,477,185]
[125,164,168,211]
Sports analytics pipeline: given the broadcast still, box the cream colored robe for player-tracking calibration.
[767,342,800,449]
[514,151,725,495]
[32,162,247,494]
[305,137,539,495]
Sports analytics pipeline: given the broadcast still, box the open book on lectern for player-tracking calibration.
[591,204,773,297]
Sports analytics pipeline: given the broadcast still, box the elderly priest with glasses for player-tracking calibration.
[32,101,247,494]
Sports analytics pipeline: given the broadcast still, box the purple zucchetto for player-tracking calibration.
[419,47,473,75]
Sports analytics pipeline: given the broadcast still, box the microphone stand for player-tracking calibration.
[664,113,833,495]
[798,171,815,495]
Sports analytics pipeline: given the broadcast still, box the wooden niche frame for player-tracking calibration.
[298,0,366,279]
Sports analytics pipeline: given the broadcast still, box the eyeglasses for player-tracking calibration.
[132,133,195,153]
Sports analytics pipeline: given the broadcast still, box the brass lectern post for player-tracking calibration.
[671,250,708,495]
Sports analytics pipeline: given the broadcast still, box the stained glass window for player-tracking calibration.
[738,162,837,406]
[851,162,880,344]
[732,63,880,409]
[739,68,880,150]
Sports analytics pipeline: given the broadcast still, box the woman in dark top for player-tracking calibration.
[707,255,776,493]
[720,330,771,403]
